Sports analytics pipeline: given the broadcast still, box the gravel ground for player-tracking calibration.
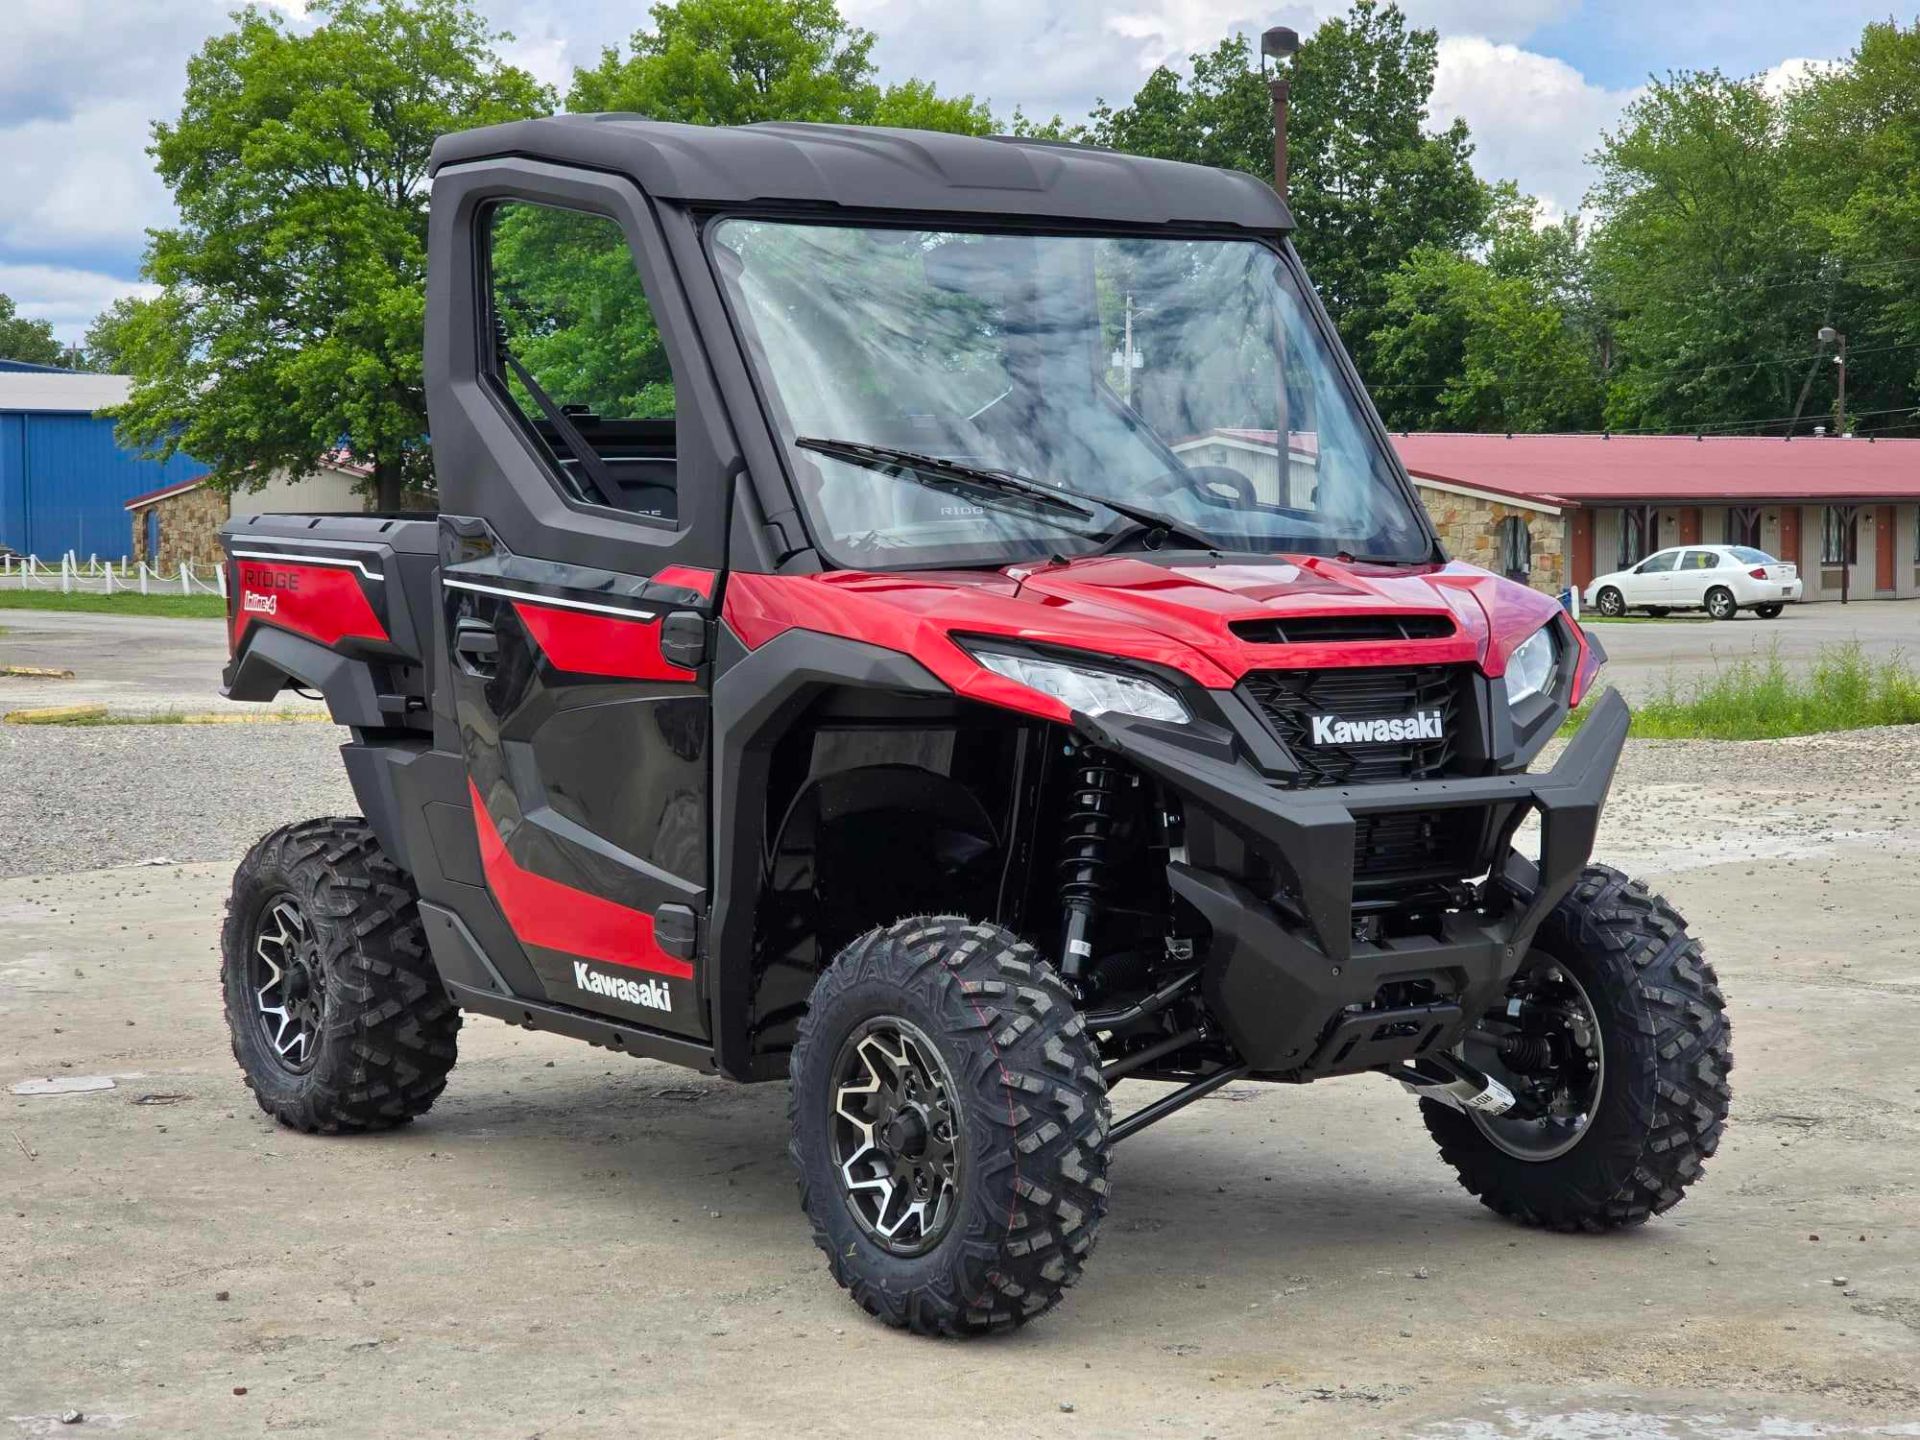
[0,723,354,877]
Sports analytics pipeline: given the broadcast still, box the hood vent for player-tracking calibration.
[1229,613,1455,645]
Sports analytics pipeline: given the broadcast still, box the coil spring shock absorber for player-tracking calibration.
[1057,744,1124,983]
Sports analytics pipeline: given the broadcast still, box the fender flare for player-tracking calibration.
[224,625,386,729]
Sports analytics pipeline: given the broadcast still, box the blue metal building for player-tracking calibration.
[0,360,208,559]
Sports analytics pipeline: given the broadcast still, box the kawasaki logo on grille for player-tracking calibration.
[1308,709,1444,746]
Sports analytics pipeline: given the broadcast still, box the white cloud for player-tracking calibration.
[1430,35,1640,218]
[1758,55,1839,98]
[0,100,177,255]
[0,264,159,343]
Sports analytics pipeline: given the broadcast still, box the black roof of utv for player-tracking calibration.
[429,115,1294,232]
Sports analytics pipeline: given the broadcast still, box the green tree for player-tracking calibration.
[1586,71,1823,432]
[113,0,550,510]
[79,296,153,374]
[0,293,64,367]
[571,0,990,133]
[1086,4,1486,370]
[1368,184,1604,432]
[1783,20,1920,425]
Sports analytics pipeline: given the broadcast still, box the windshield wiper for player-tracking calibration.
[794,437,1218,552]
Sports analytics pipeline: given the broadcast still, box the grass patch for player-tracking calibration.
[0,589,227,620]
[1564,641,1920,740]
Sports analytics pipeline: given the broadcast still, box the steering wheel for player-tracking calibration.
[1141,464,1258,511]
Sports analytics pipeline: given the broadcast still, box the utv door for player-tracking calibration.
[428,173,730,1043]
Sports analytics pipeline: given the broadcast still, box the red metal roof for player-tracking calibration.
[122,475,206,511]
[1197,429,1920,505]
[1391,432,1920,505]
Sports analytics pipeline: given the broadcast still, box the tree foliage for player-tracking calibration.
[571,0,990,133]
[114,0,549,508]
[0,293,64,367]
[79,296,152,374]
[1086,3,1485,374]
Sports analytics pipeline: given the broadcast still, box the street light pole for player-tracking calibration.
[1261,26,1301,202]
[1818,325,1848,435]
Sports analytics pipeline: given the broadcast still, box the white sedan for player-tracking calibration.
[1584,544,1802,620]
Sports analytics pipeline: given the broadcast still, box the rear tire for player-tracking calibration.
[789,916,1110,1336]
[1754,603,1784,619]
[1706,586,1738,619]
[1595,587,1625,618]
[222,818,459,1133]
[1422,866,1731,1232]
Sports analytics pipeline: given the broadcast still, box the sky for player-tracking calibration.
[0,0,1892,345]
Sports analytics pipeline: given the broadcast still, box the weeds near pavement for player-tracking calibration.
[1564,640,1920,740]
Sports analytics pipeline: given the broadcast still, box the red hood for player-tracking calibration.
[723,554,1568,724]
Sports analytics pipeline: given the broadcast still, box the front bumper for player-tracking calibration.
[1078,688,1631,1075]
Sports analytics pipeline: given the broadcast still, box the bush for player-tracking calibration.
[1572,641,1920,740]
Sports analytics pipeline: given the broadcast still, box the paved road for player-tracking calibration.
[1588,597,1920,702]
[0,610,321,715]
[6,731,1920,1437]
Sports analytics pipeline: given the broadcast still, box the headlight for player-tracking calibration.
[1504,625,1559,708]
[972,649,1190,723]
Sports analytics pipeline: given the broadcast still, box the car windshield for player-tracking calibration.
[708,220,1432,570]
[1729,547,1778,565]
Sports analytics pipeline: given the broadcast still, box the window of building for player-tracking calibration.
[1724,507,1761,548]
[482,200,678,524]
[1497,515,1531,575]
[1616,509,1650,569]
[1821,506,1858,566]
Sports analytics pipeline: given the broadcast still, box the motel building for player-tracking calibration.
[1172,430,1920,602]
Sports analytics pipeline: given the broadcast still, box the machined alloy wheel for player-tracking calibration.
[1706,586,1737,619]
[248,895,328,1074]
[1459,957,1604,1162]
[829,1017,962,1256]
[1421,865,1732,1233]
[1595,587,1625,617]
[222,818,460,1133]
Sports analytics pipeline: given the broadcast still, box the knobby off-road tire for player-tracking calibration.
[222,818,459,1133]
[1423,866,1732,1232]
[789,917,1111,1336]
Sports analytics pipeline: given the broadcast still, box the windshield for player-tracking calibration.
[708,220,1431,569]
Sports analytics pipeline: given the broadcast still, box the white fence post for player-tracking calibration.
[104,561,113,595]
[214,562,226,599]
[61,553,71,594]
[180,561,192,596]
[140,561,149,596]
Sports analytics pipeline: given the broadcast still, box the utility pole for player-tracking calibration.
[1261,26,1301,201]
[1818,325,1848,435]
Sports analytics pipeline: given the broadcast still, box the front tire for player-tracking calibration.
[789,917,1110,1335]
[222,818,459,1133]
[1595,587,1625,618]
[1423,866,1731,1232]
[1706,586,1738,619]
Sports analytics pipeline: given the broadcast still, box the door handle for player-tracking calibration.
[453,618,499,678]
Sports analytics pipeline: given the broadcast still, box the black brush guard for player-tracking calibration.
[1078,688,1630,1077]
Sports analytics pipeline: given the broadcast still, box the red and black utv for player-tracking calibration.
[216,116,1731,1335]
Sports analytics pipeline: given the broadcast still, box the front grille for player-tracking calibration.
[1229,613,1455,645]
[1241,665,1463,789]
[1350,809,1487,887]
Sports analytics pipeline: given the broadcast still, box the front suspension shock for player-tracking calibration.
[1056,744,1124,982]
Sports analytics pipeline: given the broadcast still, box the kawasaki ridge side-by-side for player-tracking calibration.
[217,117,1732,1335]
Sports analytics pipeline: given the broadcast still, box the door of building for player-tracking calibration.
[1877,505,1895,591]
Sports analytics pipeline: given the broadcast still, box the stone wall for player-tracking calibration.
[130,484,229,569]
[1415,482,1563,594]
